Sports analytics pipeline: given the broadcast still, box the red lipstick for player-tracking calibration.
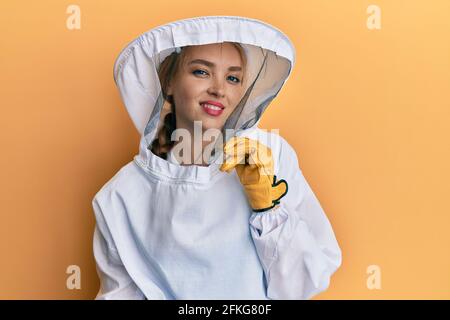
[200,100,225,117]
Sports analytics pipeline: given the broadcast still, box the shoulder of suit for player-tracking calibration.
[92,160,144,207]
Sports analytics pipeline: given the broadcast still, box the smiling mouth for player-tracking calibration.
[200,103,224,116]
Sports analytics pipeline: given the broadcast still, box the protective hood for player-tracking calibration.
[93,17,343,300]
[113,15,295,167]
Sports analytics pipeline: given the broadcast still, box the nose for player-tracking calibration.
[207,76,225,98]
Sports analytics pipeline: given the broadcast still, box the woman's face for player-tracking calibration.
[167,42,246,134]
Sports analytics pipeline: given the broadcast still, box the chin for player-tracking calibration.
[198,118,223,131]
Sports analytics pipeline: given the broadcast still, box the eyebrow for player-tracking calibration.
[188,59,242,72]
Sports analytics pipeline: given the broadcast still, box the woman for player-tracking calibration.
[92,15,342,300]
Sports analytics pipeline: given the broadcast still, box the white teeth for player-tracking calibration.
[202,103,222,111]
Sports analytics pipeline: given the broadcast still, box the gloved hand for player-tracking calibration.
[219,136,288,212]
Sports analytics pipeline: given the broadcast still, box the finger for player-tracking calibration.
[221,137,250,171]
[246,141,274,177]
[220,159,238,173]
[223,137,250,160]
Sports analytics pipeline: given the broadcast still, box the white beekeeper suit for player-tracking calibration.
[92,15,342,300]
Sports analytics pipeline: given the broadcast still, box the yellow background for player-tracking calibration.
[1,0,449,299]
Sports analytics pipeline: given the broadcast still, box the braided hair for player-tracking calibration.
[150,49,185,160]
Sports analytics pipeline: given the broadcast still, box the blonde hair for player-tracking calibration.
[151,43,247,160]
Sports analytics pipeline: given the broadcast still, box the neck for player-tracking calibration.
[170,128,212,167]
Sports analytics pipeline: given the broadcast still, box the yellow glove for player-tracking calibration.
[219,136,288,212]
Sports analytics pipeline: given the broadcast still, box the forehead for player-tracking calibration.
[184,43,244,66]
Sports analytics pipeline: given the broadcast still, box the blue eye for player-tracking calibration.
[193,69,208,76]
[192,69,240,84]
[228,76,240,83]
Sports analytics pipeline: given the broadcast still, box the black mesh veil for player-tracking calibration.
[139,43,291,165]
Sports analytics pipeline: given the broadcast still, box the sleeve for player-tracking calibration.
[248,139,342,300]
[92,198,147,300]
